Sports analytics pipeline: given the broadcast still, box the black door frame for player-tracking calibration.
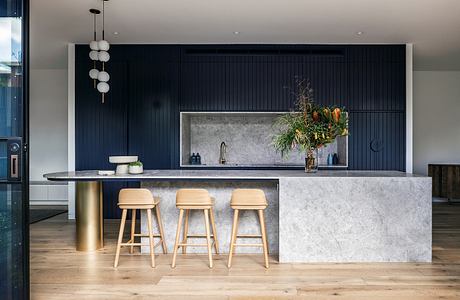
[22,0,30,298]
[1,0,31,298]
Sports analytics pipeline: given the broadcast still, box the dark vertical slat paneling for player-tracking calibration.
[348,112,405,171]
[128,60,178,169]
[75,44,407,218]
[179,49,350,111]
[75,47,129,218]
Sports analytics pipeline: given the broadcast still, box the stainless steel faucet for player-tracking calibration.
[219,142,227,164]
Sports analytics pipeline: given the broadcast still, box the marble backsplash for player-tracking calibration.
[181,113,347,166]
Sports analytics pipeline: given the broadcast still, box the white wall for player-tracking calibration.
[30,68,69,205]
[413,71,460,175]
[30,69,68,181]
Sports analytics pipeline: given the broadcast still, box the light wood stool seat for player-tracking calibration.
[172,189,219,268]
[114,188,167,268]
[228,189,269,268]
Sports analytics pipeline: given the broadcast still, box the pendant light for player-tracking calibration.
[96,0,110,103]
[88,8,100,88]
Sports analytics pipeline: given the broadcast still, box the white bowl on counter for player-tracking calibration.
[128,165,144,174]
[109,156,139,175]
[98,170,115,176]
[109,156,138,164]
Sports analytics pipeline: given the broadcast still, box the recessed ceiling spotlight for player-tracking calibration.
[233,31,240,35]
[113,31,119,35]
[356,31,364,36]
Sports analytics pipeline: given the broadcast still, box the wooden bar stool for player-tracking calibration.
[172,189,219,268]
[114,188,167,268]
[228,189,269,268]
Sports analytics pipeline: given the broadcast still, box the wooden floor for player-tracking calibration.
[31,203,460,299]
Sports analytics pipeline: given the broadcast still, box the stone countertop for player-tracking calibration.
[180,163,347,168]
[44,169,426,181]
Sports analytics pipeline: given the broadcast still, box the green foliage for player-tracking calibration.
[129,161,143,167]
[273,79,349,157]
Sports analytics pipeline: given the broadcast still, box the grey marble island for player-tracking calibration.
[44,170,432,263]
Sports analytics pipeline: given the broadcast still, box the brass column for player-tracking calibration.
[76,181,104,251]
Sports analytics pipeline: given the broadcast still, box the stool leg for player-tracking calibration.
[172,208,184,268]
[181,209,190,254]
[130,209,136,254]
[258,209,269,268]
[155,203,168,254]
[254,210,270,255]
[114,209,128,268]
[203,209,213,268]
[146,209,155,268]
[227,209,239,268]
[209,207,219,254]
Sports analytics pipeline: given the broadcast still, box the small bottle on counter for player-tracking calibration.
[333,153,339,165]
[196,153,201,165]
[191,153,197,165]
[327,154,333,165]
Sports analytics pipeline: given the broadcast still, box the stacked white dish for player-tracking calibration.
[109,156,138,174]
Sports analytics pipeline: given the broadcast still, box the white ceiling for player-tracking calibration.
[31,0,460,70]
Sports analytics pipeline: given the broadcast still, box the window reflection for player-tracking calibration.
[0,17,22,136]
[0,17,22,85]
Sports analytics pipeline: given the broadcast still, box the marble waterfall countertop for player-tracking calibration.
[44,169,424,181]
[45,169,432,263]
[132,169,429,263]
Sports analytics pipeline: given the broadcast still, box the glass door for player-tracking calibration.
[0,0,29,299]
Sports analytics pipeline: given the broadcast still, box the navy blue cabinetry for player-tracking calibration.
[75,44,406,218]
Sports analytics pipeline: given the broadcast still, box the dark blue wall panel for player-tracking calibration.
[348,112,406,170]
[180,46,349,111]
[128,60,180,169]
[75,44,406,218]
[75,51,131,218]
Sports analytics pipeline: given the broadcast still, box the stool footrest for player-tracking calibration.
[127,237,163,243]
[177,240,216,247]
[184,234,216,238]
[121,241,163,248]
[236,234,262,238]
[133,233,161,237]
[121,242,144,246]
[178,243,208,247]
[233,243,264,247]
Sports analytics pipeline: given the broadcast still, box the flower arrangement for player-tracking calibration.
[273,79,349,172]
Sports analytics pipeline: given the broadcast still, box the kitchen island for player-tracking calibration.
[44,170,432,263]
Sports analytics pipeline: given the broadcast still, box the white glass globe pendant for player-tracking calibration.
[89,50,99,61]
[97,82,110,93]
[89,40,99,50]
[98,40,110,51]
[97,71,110,82]
[89,69,99,79]
[98,51,110,62]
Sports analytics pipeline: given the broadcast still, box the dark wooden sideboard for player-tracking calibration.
[429,164,460,203]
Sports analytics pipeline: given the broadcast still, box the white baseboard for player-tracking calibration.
[30,183,68,206]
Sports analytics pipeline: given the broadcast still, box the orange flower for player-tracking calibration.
[312,111,320,122]
[332,108,341,123]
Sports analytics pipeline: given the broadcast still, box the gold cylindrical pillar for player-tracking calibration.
[76,181,104,251]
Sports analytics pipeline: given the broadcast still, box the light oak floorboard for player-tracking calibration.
[31,203,460,299]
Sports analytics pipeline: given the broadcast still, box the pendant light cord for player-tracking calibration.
[93,14,97,40]
[102,0,105,40]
